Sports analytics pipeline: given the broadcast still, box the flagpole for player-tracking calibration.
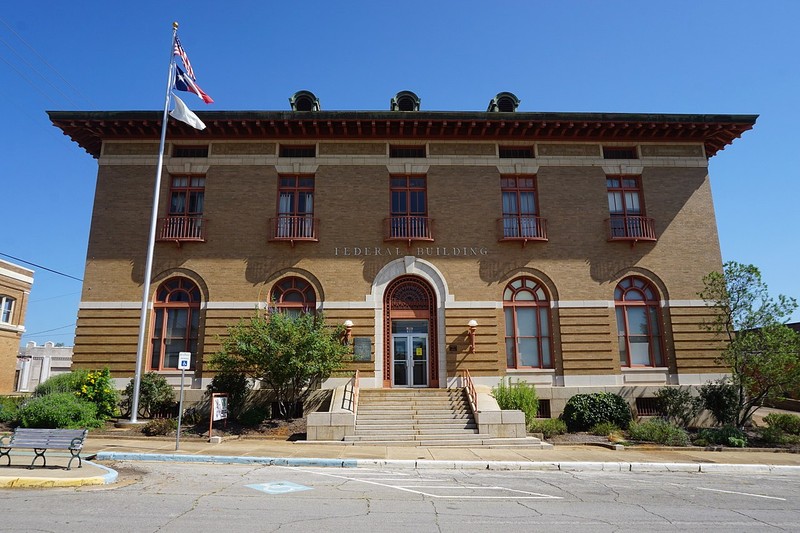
[129,21,178,423]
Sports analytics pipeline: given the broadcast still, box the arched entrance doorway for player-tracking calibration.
[383,275,439,388]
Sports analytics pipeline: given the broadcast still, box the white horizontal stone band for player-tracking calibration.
[0,265,34,284]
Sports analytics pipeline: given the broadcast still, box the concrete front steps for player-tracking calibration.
[345,388,547,447]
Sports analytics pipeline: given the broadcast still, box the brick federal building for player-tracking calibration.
[49,91,756,418]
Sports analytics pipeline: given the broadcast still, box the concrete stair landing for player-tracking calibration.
[346,388,547,447]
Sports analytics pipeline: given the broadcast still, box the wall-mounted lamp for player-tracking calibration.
[468,319,478,352]
[343,320,354,345]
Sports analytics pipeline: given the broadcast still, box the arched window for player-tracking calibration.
[271,277,316,317]
[615,277,664,367]
[150,278,201,371]
[503,277,552,368]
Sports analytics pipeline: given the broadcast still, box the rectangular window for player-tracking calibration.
[0,296,13,323]
[500,175,544,239]
[603,146,638,159]
[158,176,206,241]
[499,146,534,158]
[387,175,430,240]
[279,145,316,158]
[607,176,654,240]
[172,146,208,158]
[389,145,426,158]
[276,175,315,239]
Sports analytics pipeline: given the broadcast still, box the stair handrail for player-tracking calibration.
[462,369,478,411]
[342,370,360,419]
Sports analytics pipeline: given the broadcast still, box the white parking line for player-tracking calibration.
[288,467,561,500]
[696,487,787,501]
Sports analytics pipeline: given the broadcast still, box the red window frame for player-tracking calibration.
[277,175,315,217]
[500,174,543,239]
[606,176,644,217]
[615,276,664,368]
[149,278,201,371]
[168,175,205,217]
[271,277,316,316]
[503,277,552,369]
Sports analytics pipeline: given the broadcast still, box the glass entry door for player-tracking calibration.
[392,320,428,387]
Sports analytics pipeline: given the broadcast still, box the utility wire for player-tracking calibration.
[22,323,76,337]
[0,15,93,107]
[0,34,79,107]
[0,252,83,282]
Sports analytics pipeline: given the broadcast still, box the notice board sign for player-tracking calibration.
[213,396,228,421]
[353,337,372,362]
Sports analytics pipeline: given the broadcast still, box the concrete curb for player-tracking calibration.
[0,460,118,489]
[95,452,800,475]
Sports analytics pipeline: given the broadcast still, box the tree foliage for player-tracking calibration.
[210,311,348,419]
[700,261,800,428]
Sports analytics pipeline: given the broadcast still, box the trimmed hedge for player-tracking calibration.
[561,392,632,431]
[17,393,103,429]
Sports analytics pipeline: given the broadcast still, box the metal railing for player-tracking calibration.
[606,215,657,242]
[156,216,207,242]
[384,215,433,242]
[462,369,477,411]
[342,370,360,417]
[497,215,548,242]
[268,215,319,243]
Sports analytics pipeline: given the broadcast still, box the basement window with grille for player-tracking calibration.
[603,146,638,159]
[280,145,316,158]
[173,146,209,158]
[390,145,426,158]
[635,397,661,416]
[499,146,534,159]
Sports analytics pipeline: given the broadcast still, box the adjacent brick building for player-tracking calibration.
[0,259,33,393]
[49,91,756,415]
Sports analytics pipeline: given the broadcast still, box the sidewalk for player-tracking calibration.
[2,435,799,488]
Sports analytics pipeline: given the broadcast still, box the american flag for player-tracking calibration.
[173,37,195,80]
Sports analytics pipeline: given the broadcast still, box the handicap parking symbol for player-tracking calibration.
[246,481,313,495]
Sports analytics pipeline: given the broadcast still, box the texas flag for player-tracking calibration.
[175,65,214,104]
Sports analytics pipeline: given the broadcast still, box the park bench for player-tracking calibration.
[0,428,88,470]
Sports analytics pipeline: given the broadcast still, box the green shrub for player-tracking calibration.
[763,413,800,435]
[654,387,702,427]
[698,380,739,426]
[0,396,25,425]
[238,406,268,427]
[492,379,539,426]
[527,418,567,438]
[75,368,118,419]
[17,393,102,429]
[695,426,748,447]
[142,417,178,436]
[207,372,251,420]
[121,373,176,419]
[561,392,632,432]
[627,419,690,446]
[590,421,622,437]
[34,369,89,397]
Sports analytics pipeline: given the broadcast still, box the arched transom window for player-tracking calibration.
[615,276,664,367]
[150,277,201,371]
[503,277,552,369]
[271,277,316,317]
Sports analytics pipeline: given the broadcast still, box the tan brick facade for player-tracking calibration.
[52,108,755,403]
[0,260,33,392]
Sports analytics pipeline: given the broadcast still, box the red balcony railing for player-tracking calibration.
[156,216,207,242]
[268,215,319,244]
[497,215,548,243]
[384,216,433,243]
[606,215,657,242]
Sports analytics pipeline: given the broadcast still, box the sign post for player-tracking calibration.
[175,351,191,450]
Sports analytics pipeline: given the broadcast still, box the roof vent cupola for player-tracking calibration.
[487,92,520,112]
[391,91,421,111]
[289,90,320,111]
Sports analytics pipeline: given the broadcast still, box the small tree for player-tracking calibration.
[700,261,800,429]
[210,311,348,419]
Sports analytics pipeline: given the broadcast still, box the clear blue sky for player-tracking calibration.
[2,1,799,347]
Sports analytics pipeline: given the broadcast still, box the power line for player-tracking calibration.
[0,252,83,282]
[22,323,76,337]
